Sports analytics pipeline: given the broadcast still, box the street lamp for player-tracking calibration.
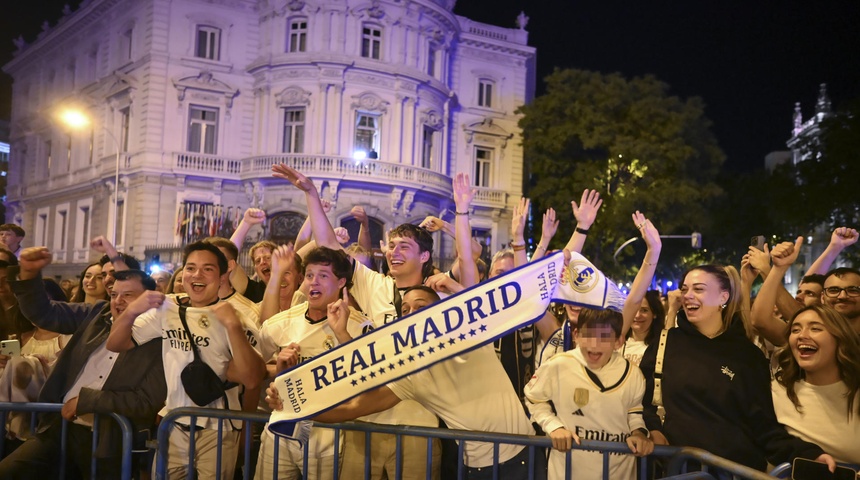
[57,108,122,246]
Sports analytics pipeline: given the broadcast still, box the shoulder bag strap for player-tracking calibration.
[652,328,669,407]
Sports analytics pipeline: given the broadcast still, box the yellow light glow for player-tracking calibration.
[58,109,91,129]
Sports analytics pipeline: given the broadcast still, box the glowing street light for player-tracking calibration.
[57,107,122,245]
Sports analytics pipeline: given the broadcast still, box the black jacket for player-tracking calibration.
[640,312,824,470]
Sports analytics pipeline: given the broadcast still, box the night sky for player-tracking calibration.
[3,0,859,173]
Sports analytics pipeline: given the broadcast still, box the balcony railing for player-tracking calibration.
[473,187,508,209]
[174,152,241,177]
[242,154,453,195]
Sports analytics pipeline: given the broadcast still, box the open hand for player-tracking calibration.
[272,164,315,192]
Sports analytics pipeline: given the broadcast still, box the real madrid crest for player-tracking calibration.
[323,335,335,350]
[198,314,210,329]
[574,388,589,407]
[568,261,598,294]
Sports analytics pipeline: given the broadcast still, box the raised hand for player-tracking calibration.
[572,189,603,230]
[327,288,351,339]
[89,235,116,255]
[125,290,166,319]
[541,208,559,243]
[350,206,368,224]
[452,172,475,213]
[771,236,804,268]
[242,208,266,226]
[830,227,859,250]
[511,197,530,241]
[747,244,771,274]
[333,227,351,245]
[740,254,758,285]
[272,164,315,192]
[379,229,390,257]
[632,211,661,252]
[18,247,53,279]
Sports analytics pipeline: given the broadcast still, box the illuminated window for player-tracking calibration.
[355,113,380,155]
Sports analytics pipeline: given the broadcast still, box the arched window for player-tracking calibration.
[268,211,307,245]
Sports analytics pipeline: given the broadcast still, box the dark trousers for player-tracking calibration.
[0,418,121,480]
[465,445,548,480]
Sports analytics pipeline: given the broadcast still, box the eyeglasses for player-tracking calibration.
[823,286,860,298]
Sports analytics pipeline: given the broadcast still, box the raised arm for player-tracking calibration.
[564,189,602,254]
[750,237,804,346]
[90,236,128,271]
[420,215,483,261]
[621,212,661,339]
[272,164,341,252]
[259,244,295,323]
[747,245,801,322]
[452,173,478,288]
[531,208,559,261]
[350,206,373,252]
[510,197,530,267]
[230,208,266,294]
[807,227,859,275]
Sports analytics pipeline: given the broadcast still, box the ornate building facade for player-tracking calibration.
[3,0,535,278]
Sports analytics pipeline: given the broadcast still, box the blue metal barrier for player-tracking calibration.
[157,407,783,480]
[0,402,136,479]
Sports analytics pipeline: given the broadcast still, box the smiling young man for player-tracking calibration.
[255,246,368,480]
[106,241,266,479]
[821,268,860,333]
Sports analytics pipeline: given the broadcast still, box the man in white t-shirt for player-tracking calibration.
[255,246,368,480]
[107,241,266,479]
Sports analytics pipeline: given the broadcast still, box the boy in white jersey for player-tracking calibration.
[525,309,653,480]
[255,247,367,480]
[107,241,267,479]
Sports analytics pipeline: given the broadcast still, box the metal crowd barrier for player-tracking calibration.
[0,401,136,479]
[157,407,783,480]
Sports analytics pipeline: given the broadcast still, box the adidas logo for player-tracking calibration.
[572,409,584,416]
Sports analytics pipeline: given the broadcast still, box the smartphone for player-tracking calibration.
[0,339,21,357]
[750,235,766,251]
[792,458,856,480]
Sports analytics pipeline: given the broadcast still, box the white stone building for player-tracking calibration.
[3,0,535,278]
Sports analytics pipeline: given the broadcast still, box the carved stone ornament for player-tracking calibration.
[351,92,390,113]
[174,70,240,108]
[286,0,306,11]
[275,86,312,106]
[463,117,513,147]
[367,0,385,19]
[421,109,443,129]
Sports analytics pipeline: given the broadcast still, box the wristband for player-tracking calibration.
[110,254,124,264]
[510,242,525,252]
[536,244,547,251]
[575,227,589,235]
[455,211,469,216]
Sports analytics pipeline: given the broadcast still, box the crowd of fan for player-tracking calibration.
[0,163,857,480]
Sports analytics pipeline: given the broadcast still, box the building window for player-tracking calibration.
[427,46,437,77]
[187,106,219,154]
[36,211,49,247]
[421,126,434,169]
[288,19,307,53]
[120,28,133,61]
[474,147,492,187]
[78,203,91,249]
[361,26,382,60]
[120,107,130,152]
[355,113,380,157]
[195,25,221,61]
[282,107,306,153]
[55,209,68,251]
[478,79,494,108]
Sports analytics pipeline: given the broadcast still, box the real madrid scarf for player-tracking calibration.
[269,250,625,438]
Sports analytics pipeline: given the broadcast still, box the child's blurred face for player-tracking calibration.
[575,324,621,369]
